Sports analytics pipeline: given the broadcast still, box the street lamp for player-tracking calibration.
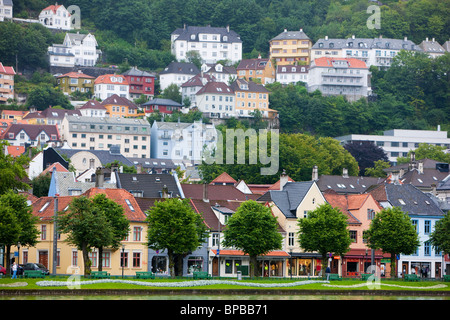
[289,249,293,280]
[17,242,21,265]
[121,244,125,279]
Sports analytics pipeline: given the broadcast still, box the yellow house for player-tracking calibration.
[236,57,276,85]
[269,29,312,66]
[56,71,95,96]
[259,175,326,277]
[101,94,144,118]
[15,188,149,277]
[230,79,277,119]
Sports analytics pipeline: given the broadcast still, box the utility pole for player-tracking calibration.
[53,194,59,276]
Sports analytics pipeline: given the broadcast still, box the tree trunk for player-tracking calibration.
[249,255,258,278]
[82,244,91,276]
[5,246,11,275]
[390,253,397,279]
[168,249,175,279]
[98,247,103,272]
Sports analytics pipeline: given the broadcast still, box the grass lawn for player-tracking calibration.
[1,276,449,292]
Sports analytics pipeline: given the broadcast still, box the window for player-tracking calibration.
[424,220,430,234]
[41,225,47,240]
[89,251,98,267]
[72,251,78,266]
[349,230,357,243]
[121,251,128,268]
[412,220,418,232]
[133,226,141,241]
[367,209,375,220]
[288,232,295,247]
[424,241,431,256]
[212,233,220,247]
[133,252,141,268]
[102,252,111,268]
[125,199,135,212]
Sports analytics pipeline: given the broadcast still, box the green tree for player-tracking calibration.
[0,191,39,274]
[429,212,450,256]
[0,141,30,194]
[364,207,420,278]
[57,196,114,276]
[31,173,51,198]
[160,83,182,104]
[365,160,391,178]
[397,143,450,165]
[222,200,283,278]
[90,194,130,272]
[297,203,352,274]
[146,198,208,278]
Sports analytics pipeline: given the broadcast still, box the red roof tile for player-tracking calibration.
[313,57,368,69]
[6,145,25,157]
[210,172,237,185]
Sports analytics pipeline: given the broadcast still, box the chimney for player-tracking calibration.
[136,163,142,174]
[226,25,230,33]
[418,162,424,174]
[299,28,303,32]
[95,167,104,188]
[203,183,208,201]
[404,37,407,41]
[325,35,328,40]
[352,35,355,39]
[342,168,349,178]
[284,28,287,32]
[161,185,169,198]
[280,169,288,191]
[312,165,318,181]
[426,37,429,42]
[431,184,437,196]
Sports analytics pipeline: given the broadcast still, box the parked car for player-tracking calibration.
[0,265,6,276]
[21,263,49,275]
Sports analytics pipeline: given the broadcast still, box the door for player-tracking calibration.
[212,257,219,276]
[39,251,49,269]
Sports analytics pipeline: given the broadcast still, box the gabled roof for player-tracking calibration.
[237,58,270,70]
[122,66,155,78]
[324,193,382,225]
[1,123,60,141]
[57,71,94,79]
[316,174,384,194]
[271,29,310,41]
[419,39,446,54]
[53,147,134,167]
[142,98,182,108]
[116,173,183,198]
[0,63,15,75]
[28,107,81,120]
[210,172,237,185]
[229,79,269,93]
[40,162,69,177]
[312,57,368,69]
[196,81,234,95]
[172,25,242,43]
[180,73,215,87]
[182,184,259,201]
[160,62,200,75]
[6,145,25,157]
[101,94,137,109]
[95,74,128,85]
[41,4,67,14]
[79,100,106,110]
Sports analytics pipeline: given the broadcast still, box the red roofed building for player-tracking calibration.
[210,172,237,185]
[308,57,371,101]
[1,123,61,147]
[94,74,130,100]
[57,71,95,96]
[324,192,391,277]
[122,67,156,100]
[0,63,16,103]
[6,145,25,157]
[21,187,149,276]
[39,3,72,30]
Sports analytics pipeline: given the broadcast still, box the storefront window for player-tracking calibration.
[225,259,233,274]
[297,259,311,276]
[152,256,167,274]
[187,256,203,274]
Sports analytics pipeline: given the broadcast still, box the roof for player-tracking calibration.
[160,62,200,75]
[180,73,215,87]
[64,115,150,131]
[23,107,81,120]
[79,100,106,110]
[49,171,116,197]
[237,58,270,70]
[277,65,309,73]
[419,39,446,54]
[324,193,381,225]
[196,81,234,95]
[40,162,69,177]
[6,145,25,157]
[41,4,66,14]
[229,79,269,93]
[257,181,315,218]
[94,74,128,85]
[271,29,310,41]
[57,71,94,79]
[122,66,155,78]
[210,172,237,185]
[204,63,237,75]
[142,98,182,108]
[32,196,75,221]
[312,57,368,69]
[0,63,15,75]
[53,147,134,167]
[101,94,137,109]
[1,123,60,141]
[182,184,259,201]
[311,38,348,49]
[172,25,242,43]
[116,173,182,198]
[316,175,384,194]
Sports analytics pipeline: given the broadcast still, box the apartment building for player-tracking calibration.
[61,115,151,158]
[56,71,95,96]
[276,64,309,85]
[195,81,236,119]
[307,57,371,102]
[122,66,156,100]
[269,29,312,65]
[0,62,15,104]
[171,25,243,64]
[94,74,130,100]
[229,79,275,118]
[336,128,450,165]
[159,62,200,92]
[236,57,275,85]
[48,32,100,67]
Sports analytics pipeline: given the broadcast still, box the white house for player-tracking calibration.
[201,63,237,84]
[39,3,72,30]
[78,100,108,117]
[276,65,309,85]
[307,57,371,101]
[150,120,217,163]
[180,73,215,107]
[0,0,13,21]
[336,128,450,165]
[195,81,236,119]
[171,25,243,64]
[48,32,100,67]
[159,62,200,92]
[94,74,130,100]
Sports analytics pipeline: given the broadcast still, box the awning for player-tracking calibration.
[211,249,290,258]
[290,252,323,259]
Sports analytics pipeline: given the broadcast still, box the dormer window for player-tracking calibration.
[223,36,228,42]
[191,34,195,40]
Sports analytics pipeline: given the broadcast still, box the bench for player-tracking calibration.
[361,273,378,281]
[404,274,419,282]
[90,271,110,279]
[325,273,341,281]
[193,271,212,279]
[443,275,450,282]
[23,270,45,278]
[135,271,155,279]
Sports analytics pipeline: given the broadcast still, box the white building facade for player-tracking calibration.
[195,81,236,119]
[0,0,13,21]
[276,65,309,85]
[171,25,243,64]
[94,74,130,100]
[39,3,72,30]
[48,32,100,67]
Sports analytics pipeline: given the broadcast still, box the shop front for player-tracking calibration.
[342,249,387,278]
[287,253,323,278]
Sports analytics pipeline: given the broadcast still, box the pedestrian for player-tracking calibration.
[325,266,331,280]
[11,262,17,279]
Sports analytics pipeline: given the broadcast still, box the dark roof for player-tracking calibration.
[101,94,138,109]
[181,73,215,87]
[384,184,444,217]
[271,29,310,41]
[229,79,269,93]
[196,81,234,95]
[437,178,450,191]
[316,175,385,194]
[122,66,155,78]
[277,65,309,73]
[117,173,182,198]
[23,108,81,120]
[237,58,270,70]
[172,25,242,43]
[53,147,134,167]
[160,62,200,75]
[142,98,182,108]
[257,181,314,218]
[79,100,106,110]
[182,184,259,201]
[1,123,60,141]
